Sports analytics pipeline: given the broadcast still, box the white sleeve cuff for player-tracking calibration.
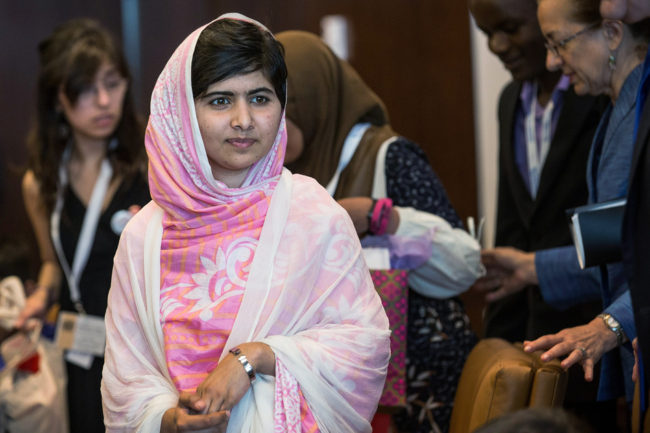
[395,207,485,298]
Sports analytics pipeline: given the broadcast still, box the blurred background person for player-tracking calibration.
[277,30,484,433]
[469,0,610,428]
[15,18,149,433]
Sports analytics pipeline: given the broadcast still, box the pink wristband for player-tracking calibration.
[370,198,393,235]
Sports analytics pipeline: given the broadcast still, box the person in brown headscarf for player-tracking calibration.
[278,30,485,433]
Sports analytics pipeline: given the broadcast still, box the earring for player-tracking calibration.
[609,54,617,71]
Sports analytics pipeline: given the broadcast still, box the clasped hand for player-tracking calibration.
[160,349,253,433]
[471,247,537,302]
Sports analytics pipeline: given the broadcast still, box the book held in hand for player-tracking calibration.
[567,198,626,269]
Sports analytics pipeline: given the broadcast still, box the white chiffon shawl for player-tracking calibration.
[101,171,391,432]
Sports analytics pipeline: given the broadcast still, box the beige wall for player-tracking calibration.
[469,16,511,249]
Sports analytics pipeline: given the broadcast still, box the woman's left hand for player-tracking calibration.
[522,317,618,382]
[196,342,275,413]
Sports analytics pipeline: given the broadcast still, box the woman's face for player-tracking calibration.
[470,0,549,82]
[58,60,127,143]
[194,70,282,187]
[538,0,611,96]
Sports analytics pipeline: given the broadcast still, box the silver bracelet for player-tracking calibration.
[229,347,256,383]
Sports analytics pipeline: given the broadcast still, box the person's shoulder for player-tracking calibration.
[291,173,329,195]
[499,80,520,101]
[289,174,344,215]
[22,170,42,202]
[120,200,158,240]
[497,80,522,116]
[386,137,427,160]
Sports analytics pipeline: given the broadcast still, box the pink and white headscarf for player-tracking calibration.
[147,12,285,210]
[102,13,390,433]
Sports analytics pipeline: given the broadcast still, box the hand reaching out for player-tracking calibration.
[471,247,538,302]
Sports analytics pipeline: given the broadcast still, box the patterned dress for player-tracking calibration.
[386,139,477,433]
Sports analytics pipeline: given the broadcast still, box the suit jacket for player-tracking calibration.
[536,65,644,401]
[624,48,650,387]
[485,81,606,343]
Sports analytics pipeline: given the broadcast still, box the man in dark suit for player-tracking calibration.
[470,0,611,429]
[602,0,650,414]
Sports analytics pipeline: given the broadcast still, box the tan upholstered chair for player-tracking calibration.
[449,338,568,433]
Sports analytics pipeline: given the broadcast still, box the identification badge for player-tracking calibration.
[65,350,94,370]
[55,311,105,357]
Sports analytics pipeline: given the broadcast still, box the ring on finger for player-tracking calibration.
[577,346,588,359]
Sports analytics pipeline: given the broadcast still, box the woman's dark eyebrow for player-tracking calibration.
[202,87,274,99]
[247,87,274,95]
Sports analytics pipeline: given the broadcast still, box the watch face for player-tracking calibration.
[605,315,619,329]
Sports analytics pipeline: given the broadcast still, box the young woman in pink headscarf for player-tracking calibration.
[100,13,390,433]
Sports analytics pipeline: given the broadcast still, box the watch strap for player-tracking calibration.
[598,313,628,345]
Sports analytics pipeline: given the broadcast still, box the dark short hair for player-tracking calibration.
[191,18,287,109]
[629,17,650,42]
[569,0,602,24]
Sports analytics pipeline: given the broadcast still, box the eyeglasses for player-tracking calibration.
[544,22,600,57]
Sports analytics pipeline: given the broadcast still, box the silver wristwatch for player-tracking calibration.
[598,313,628,346]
